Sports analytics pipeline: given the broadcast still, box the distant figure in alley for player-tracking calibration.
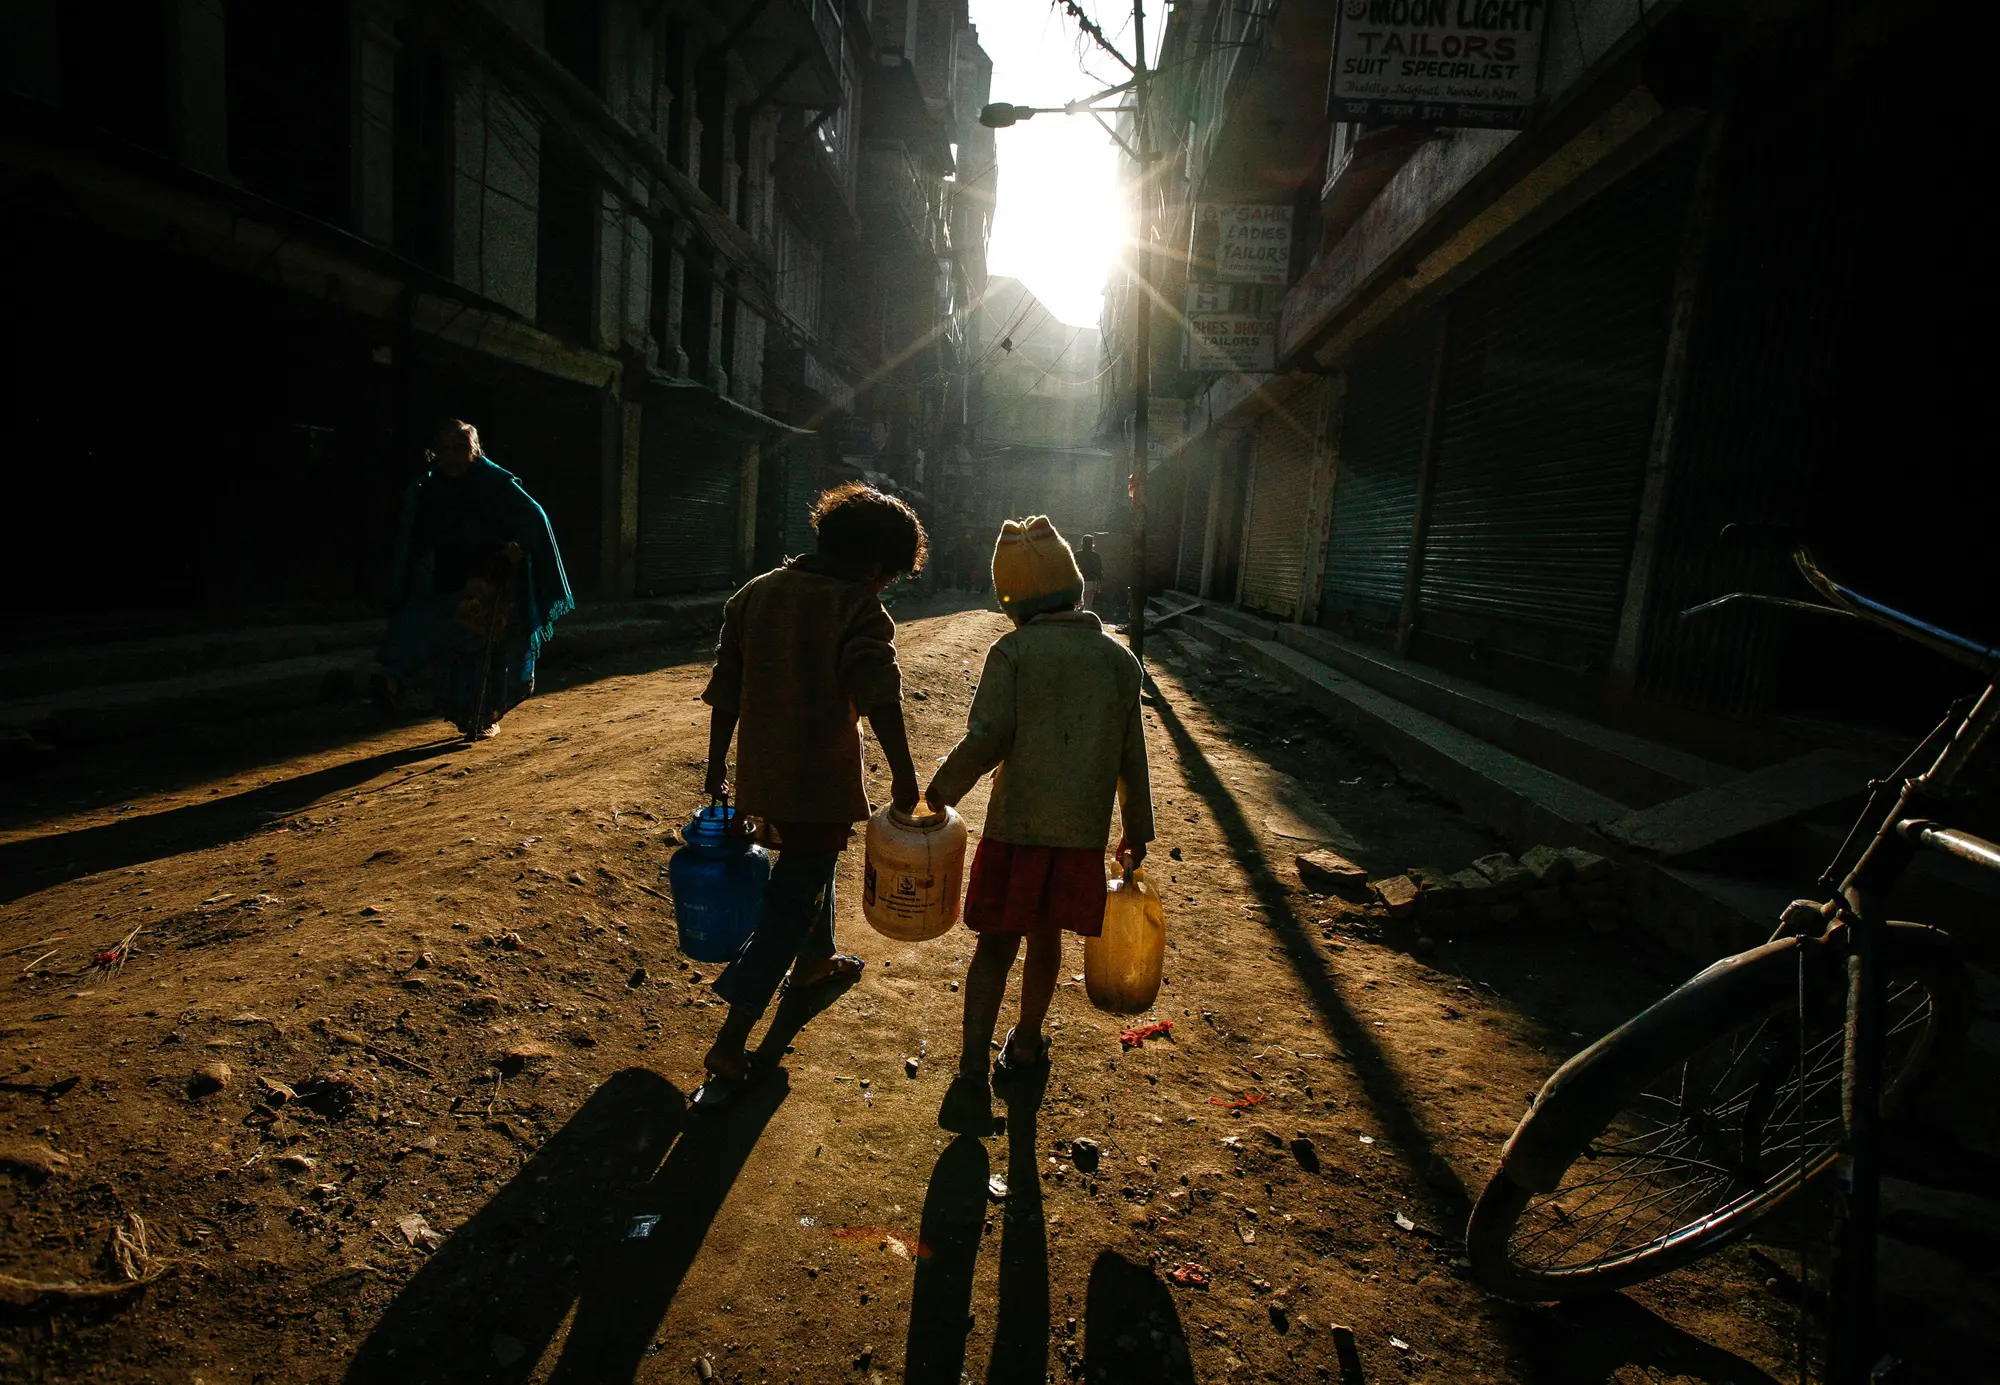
[376,420,574,740]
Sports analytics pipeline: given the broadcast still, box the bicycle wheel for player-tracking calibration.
[1467,923,1965,1301]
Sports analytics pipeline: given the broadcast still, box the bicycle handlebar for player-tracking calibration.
[1680,548,2000,677]
[1897,819,2000,878]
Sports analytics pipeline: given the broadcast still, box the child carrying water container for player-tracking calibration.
[925,516,1154,1131]
[693,484,926,1111]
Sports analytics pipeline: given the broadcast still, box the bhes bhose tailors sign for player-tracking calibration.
[1329,0,1550,130]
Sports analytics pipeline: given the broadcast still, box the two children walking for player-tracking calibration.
[694,485,1151,1122]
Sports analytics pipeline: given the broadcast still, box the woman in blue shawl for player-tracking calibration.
[376,420,574,739]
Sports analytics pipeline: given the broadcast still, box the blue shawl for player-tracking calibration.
[384,457,575,669]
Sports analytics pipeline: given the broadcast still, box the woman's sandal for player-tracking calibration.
[992,1026,1050,1087]
[692,1049,761,1114]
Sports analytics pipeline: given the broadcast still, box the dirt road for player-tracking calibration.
[0,599,1801,1384]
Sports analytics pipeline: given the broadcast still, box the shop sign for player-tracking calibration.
[1188,309,1278,373]
[1329,0,1550,130]
[1192,204,1294,285]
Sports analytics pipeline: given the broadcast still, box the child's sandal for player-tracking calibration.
[992,1026,1049,1085]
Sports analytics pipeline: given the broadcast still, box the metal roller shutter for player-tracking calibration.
[1320,312,1437,625]
[638,415,742,594]
[1238,380,1325,617]
[783,445,822,558]
[1416,138,1698,665]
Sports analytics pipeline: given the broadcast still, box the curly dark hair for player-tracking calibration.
[811,483,928,577]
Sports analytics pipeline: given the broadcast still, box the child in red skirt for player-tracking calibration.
[925,516,1154,1130]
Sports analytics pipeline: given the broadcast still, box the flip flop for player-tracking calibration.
[783,953,865,999]
[691,1050,760,1114]
[992,1026,1049,1087]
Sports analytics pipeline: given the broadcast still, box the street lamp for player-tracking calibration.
[977,34,1154,663]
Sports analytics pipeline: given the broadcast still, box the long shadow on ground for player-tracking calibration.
[0,738,460,905]
[346,978,850,1383]
[1146,687,1474,1214]
[1082,1250,1195,1384]
[987,1067,1051,1385]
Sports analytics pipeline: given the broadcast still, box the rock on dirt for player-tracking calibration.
[186,1062,231,1098]
[1370,875,1420,918]
[1296,850,1368,894]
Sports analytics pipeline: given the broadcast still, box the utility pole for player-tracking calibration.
[977,1,1152,661]
[1126,0,1150,664]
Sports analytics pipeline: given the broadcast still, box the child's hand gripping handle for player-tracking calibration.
[1115,837,1148,883]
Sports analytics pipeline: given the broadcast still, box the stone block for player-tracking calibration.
[1407,866,1461,903]
[1560,846,1617,882]
[1472,852,1533,897]
[1371,875,1421,919]
[1450,867,1501,905]
[1518,844,1575,886]
[1297,850,1369,894]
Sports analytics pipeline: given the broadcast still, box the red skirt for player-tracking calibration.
[963,838,1108,936]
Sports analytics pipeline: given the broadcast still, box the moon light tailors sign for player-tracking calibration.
[1330,0,1549,129]
[1191,204,1294,286]
[1186,282,1277,373]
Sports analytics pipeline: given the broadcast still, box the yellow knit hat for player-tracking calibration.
[992,515,1085,618]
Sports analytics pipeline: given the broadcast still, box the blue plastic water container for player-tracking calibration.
[667,803,770,962]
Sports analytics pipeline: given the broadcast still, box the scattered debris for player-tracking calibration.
[904,1056,920,1078]
[1393,1211,1416,1232]
[109,1214,154,1282]
[1069,1138,1102,1173]
[88,924,144,975]
[695,1355,716,1380]
[1166,1263,1211,1288]
[1390,1335,1411,1352]
[1119,1019,1174,1049]
[1207,1089,1267,1110]
[0,1075,80,1103]
[396,1212,443,1251]
[987,1175,1009,1201]
[275,1153,317,1175]
[625,1214,663,1241]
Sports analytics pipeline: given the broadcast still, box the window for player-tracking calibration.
[537,135,598,344]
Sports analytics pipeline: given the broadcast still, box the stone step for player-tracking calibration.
[1177,614,1627,850]
[1275,625,1735,808]
[1600,748,1886,861]
[0,620,385,699]
[0,596,727,750]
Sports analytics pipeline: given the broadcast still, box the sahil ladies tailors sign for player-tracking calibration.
[1329,0,1550,129]
[1186,205,1292,372]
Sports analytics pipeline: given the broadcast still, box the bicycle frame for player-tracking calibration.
[1691,550,2000,1384]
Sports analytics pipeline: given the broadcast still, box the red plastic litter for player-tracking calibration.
[1167,1263,1211,1288]
[1118,1020,1174,1050]
[1207,1089,1268,1110]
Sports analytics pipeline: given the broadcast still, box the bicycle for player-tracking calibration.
[1464,549,1998,1383]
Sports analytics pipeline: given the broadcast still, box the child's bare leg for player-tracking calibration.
[703,1009,758,1080]
[1014,929,1063,1059]
[959,932,1022,1075]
